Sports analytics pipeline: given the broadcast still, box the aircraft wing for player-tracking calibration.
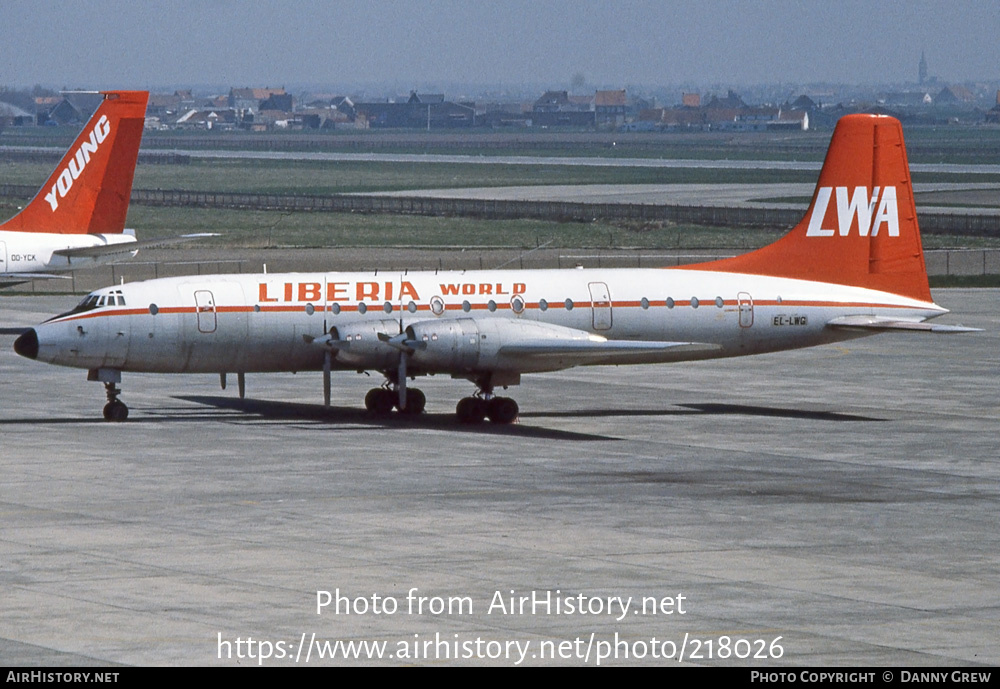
[53,233,219,259]
[826,315,980,333]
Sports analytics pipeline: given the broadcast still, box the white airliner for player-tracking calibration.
[14,114,976,422]
[0,90,209,287]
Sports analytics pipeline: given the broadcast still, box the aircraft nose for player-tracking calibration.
[13,328,39,360]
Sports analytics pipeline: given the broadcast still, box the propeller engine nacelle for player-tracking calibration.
[325,319,401,368]
[404,317,597,374]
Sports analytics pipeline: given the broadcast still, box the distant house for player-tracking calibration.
[883,92,933,107]
[936,85,975,104]
[259,93,294,112]
[985,90,1000,124]
[789,94,817,110]
[531,89,594,127]
[174,109,237,130]
[147,93,182,119]
[330,96,356,121]
[681,93,701,108]
[704,90,747,110]
[534,90,571,112]
[0,101,36,126]
[771,109,809,131]
[229,87,287,118]
[357,93,476,129]
[595,89,627,127]
[35,94,102,126]
[408,91,444,104]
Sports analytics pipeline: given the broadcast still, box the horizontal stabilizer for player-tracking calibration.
[827,315,980,333]
[1,273,72,287]
[53,233,218,258]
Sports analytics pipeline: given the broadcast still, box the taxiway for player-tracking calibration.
[0,290,996,666]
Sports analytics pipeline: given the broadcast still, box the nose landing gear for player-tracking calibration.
[102,383,129,422]
[88,368,128,422]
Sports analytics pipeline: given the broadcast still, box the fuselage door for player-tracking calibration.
[588,282,613,331]
[195,290,217,333]
[738,292,754,328]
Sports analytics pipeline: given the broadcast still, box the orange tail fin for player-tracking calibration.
[679,114,931,303]
[1,90,148,235]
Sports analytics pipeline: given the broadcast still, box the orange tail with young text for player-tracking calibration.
[0,90,148,235]
[679,114,931,303]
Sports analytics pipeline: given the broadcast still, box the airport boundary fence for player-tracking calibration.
[2,183,997,236]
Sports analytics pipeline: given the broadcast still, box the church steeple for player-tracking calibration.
[919,51,928,85]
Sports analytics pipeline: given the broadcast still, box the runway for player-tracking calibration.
[0,290,997,666]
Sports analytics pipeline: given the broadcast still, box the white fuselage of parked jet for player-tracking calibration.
[0,229,138,278]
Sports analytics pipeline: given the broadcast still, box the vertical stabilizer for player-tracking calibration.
[677,115,931,303]
[1,90,148,235]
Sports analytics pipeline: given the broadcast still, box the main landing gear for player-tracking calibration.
[362,375,518,425]
[454,376,519,425]
[364,385,426,416]
[456,394,518,425]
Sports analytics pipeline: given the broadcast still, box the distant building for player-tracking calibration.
[595,89,626,127]
[34,93,101,126]
[534,90,571,112]
[681,93,701,108]
[259,93,294,112]
[229,87,287,118]
[357,93,476,129]
[936,85,975,104]
[530,89,594,127]
[174,109,237,130]
[985,91,1000,124]
[883,92,933,107]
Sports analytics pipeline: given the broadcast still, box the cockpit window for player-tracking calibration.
[46,290,125,321]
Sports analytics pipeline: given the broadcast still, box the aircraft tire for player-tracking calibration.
[103,401,129,422]
[365,388,395,416]
[400,388,426,415]
[487,397,519,424]
[456,397,487,424]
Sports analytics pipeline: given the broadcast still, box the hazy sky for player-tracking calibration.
[1,0,997,92]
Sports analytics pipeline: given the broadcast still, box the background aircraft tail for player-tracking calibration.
[678,114,931,303]
[0,90,148,235]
